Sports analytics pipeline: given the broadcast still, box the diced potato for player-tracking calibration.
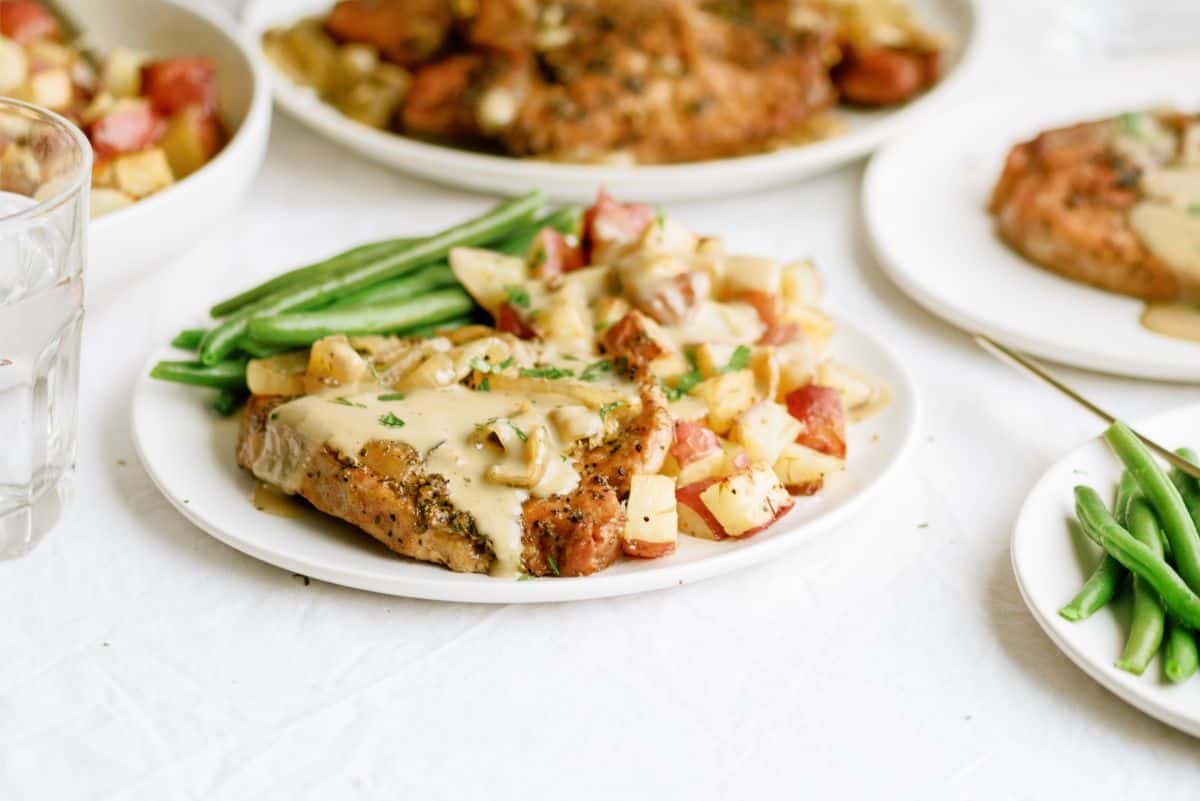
[785,384,847,459]
[672,300,765,346]
[664,449,726,486]
[113,147,174,198]
[666,394,708,423]
[786,305,835,353]
[558,265,611,303]
[92,159,115,188]
[731,400,804,466]
[89,187,134,218]
[306,335,370,393]
[80,91,116,126]
[336,72,408,129]
[688,369,756,435]
[698,463,793,538]
[622,474,679,558]
[20,68,72,110]
[719,254,782,298]
[102,47,146,97]
[774,442,845,494]
[262,19,340,94]
[676,477,724,540]
[0,36,29,94]
[815,359,874,411]
[247,350,310,396]
[693,342,738,378]
[26,40,75,70]
[449,246,527,316]
[781,260,821,306]
[750,347,780,403]
[535,285,593,348]
[159,106,221,179]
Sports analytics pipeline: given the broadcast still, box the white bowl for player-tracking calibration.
[65,0,272,289]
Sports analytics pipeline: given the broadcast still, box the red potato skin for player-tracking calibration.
[142,58,218,116]
[0,0,59,44]
[600,310,665,370]
[530,227,584,279]
[787,480,823,497]
[621,537,676,559]
[494,301,536,339]
[402,54,482,137]
[671,419,722,467]
[581,188,654,263]
[676,477,726,540]
[739,290,800,346]
[733,499,795,539]
[88,104,166,160]
[785,385,847,459]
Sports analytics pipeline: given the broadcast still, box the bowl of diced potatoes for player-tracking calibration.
[0,0,271,288]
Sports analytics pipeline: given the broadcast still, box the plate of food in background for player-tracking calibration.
[0,0,271,287]
[241,0,979,201]
[864,54,1200,382]
[132,190,918,602]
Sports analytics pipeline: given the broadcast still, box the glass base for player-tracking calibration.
[0,469,73,559]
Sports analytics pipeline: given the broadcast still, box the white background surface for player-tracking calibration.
[4,1,1200,798]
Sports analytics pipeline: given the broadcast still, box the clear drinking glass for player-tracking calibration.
[0,98,91,558]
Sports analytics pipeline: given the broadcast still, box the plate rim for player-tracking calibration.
[130,316,921,604]
[239,0,984,200]
[1011,402,1200,738]
[862,52,1200,383]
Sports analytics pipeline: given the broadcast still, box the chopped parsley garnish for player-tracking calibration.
[509,422,528,442]
[594,320,612,332]
[520,365,574,379]
[479,376,491,392]
[377,392,405,401]
[654,205,666,228]
[504,285,531,309]
[518,573,537,581]
[1119,112,1143,138]
[546,554,561,576]
[378,412,405,428]
[332,397,366,408]
[598,401,622,420]
[1189,203,1200,217]
[721,345,752,373]
[470,356,514,375]
[662,348,702,400]
[579,359,612,382]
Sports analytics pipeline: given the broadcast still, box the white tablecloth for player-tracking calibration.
[5,2,1200,798]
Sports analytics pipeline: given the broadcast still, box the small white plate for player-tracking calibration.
[131,318,919,603]
[864,54,1200,383]
[1012,403,1200,738]
[241,0,980,202]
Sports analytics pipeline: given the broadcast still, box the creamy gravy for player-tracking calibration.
[252,482,308,518]
[1140,302,1200,343]
[253,387,585,576]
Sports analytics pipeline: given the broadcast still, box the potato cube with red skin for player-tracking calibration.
[662,419,726,485]
[141,57,218,116]
[622,474,678,558]
[785,385,846,459]
[599,309,688,375]
[529,227,584,279]
[158,105,222,179]
[0,0,59,45]
[581,188,654,263]
[88,100,165,160]
[699,463,793,538]
[774,442,845,496]
[494,300,535,339]
[731,400,803,466]
[740,290,800,346]
[688,369,756,435]
[676,476,725,540]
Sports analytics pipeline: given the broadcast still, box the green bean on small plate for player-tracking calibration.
[1012,407,1200,738]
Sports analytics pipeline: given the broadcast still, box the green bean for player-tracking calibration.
[1103,422,1200,594]
[246,288,475,346]
[211,388,247,416]
[1060,471,1138,621]
[171,328,206,351]
[209,237,422,318]
[1168,447,1200,496]
[199,191,544,364]
[399,315,475,339]
[234,336,289,360]
[1164,618,1199,683]
[326,263,456,310]
[1115,498,1165,675]
[149,359,247,390]
[494,205,583,258]
[1074,485,1200,629]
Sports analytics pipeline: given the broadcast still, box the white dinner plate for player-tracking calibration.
[240,0,980,202]
[131,318,919,603]
[864,54,1200,383]
[1012,403,1200,738]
